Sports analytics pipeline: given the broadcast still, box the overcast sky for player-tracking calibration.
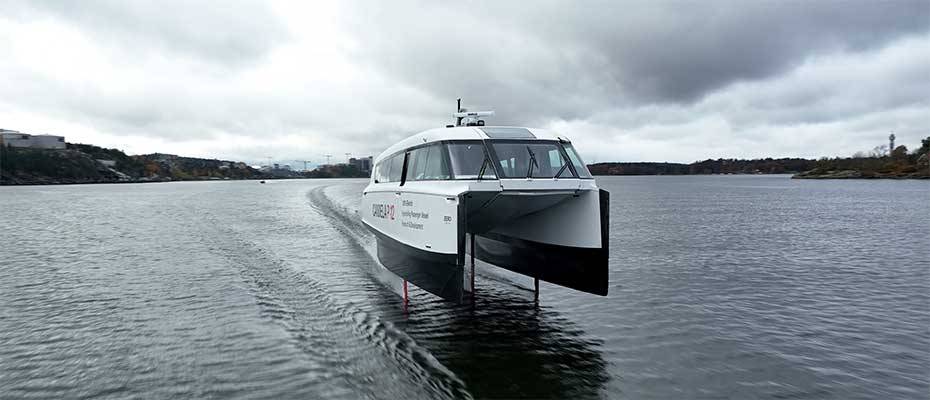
[1,1,928,164]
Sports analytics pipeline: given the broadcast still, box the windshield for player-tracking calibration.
[447,142,496,180]
[488,141,574,178]
[562,143,592,178]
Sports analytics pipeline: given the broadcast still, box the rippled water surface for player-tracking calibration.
[1,176,928,399]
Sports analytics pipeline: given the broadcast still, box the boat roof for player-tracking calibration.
[375,126,572,163]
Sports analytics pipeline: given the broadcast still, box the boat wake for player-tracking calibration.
[304,183,612,399]
[186,181,610,399]
[193,186,474,400]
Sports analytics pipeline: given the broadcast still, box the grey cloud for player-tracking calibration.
[3,0,288,66]
[548,33,930,162]
[0,64,444,160]
[341,0,929,120]
[1,1,927,164]
[555,1,929,102]
[697,35,930,130]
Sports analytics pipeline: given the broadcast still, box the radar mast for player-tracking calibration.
[452,98,494,127]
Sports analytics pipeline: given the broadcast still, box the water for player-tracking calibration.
[1,176,927,399]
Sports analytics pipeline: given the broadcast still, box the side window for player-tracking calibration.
[406,147,429,181]
[372,160,382,183]
[423,144,450,180]
[389,154,404,182]
[562,144,592,178]
[404,144,450,181]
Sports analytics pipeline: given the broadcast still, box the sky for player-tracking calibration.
[1,1,928,164]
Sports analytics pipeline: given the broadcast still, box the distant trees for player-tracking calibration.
[131,154,265,180]
[916,137,930,157]
[1,143,270,184]
[144,161,161,176]
[890,145,908,160]
[803,137,929,178]
[68,143,145,177]
[1,145,113,182]
[587,158,816,175]
[301,163,369,178]
[588,137,930,178]
[868,144,889,158]
[587,162,690,175]
[1,144,11,182]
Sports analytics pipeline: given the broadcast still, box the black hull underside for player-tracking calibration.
[472,189,609,296]
[368,225,465,303]
[470,233,607,296]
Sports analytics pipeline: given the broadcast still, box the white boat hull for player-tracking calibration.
[362,180,608,303]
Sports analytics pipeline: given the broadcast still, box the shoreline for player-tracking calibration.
[6,173,929,187]
[0,176,369,187]
[791,169,930,179]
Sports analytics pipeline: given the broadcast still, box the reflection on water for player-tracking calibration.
[1,177,927,399]
[398,293,609,399]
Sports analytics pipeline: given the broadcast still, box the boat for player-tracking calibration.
[361,101,609,303]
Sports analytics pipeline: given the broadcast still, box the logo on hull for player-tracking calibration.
[372,203,395,220]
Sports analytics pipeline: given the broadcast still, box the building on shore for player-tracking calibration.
[1,129,66,150]
[349,156,373,173]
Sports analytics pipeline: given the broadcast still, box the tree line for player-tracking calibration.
[588,136,929,177]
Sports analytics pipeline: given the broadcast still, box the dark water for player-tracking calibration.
[1,176,927,399]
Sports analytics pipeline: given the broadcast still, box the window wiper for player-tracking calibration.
[525,146,538,178]
[477,157,489,181]
[555,161,569,178]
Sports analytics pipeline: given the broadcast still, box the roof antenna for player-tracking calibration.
[452,98,494,127]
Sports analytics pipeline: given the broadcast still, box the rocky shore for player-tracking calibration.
[1,142,370,185]
[792,138,929,180]
[792,169,930,179]
[1,144,266,185]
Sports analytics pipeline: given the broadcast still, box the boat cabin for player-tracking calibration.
[371,126,593,186]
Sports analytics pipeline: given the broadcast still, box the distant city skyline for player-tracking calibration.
[1,126,376,170]
[1,1,928,163]
[256,155,373,172]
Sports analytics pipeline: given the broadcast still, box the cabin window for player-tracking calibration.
[388,154,404,182]
[373,153,404,183]
[405,144,450,181]
[406,147,428,181]
[423,145,450,180]
[548,149,562,169]
[562,143,592,178]
[447,142,496,180]
[488,141,575,178]
[373,161,387,183]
